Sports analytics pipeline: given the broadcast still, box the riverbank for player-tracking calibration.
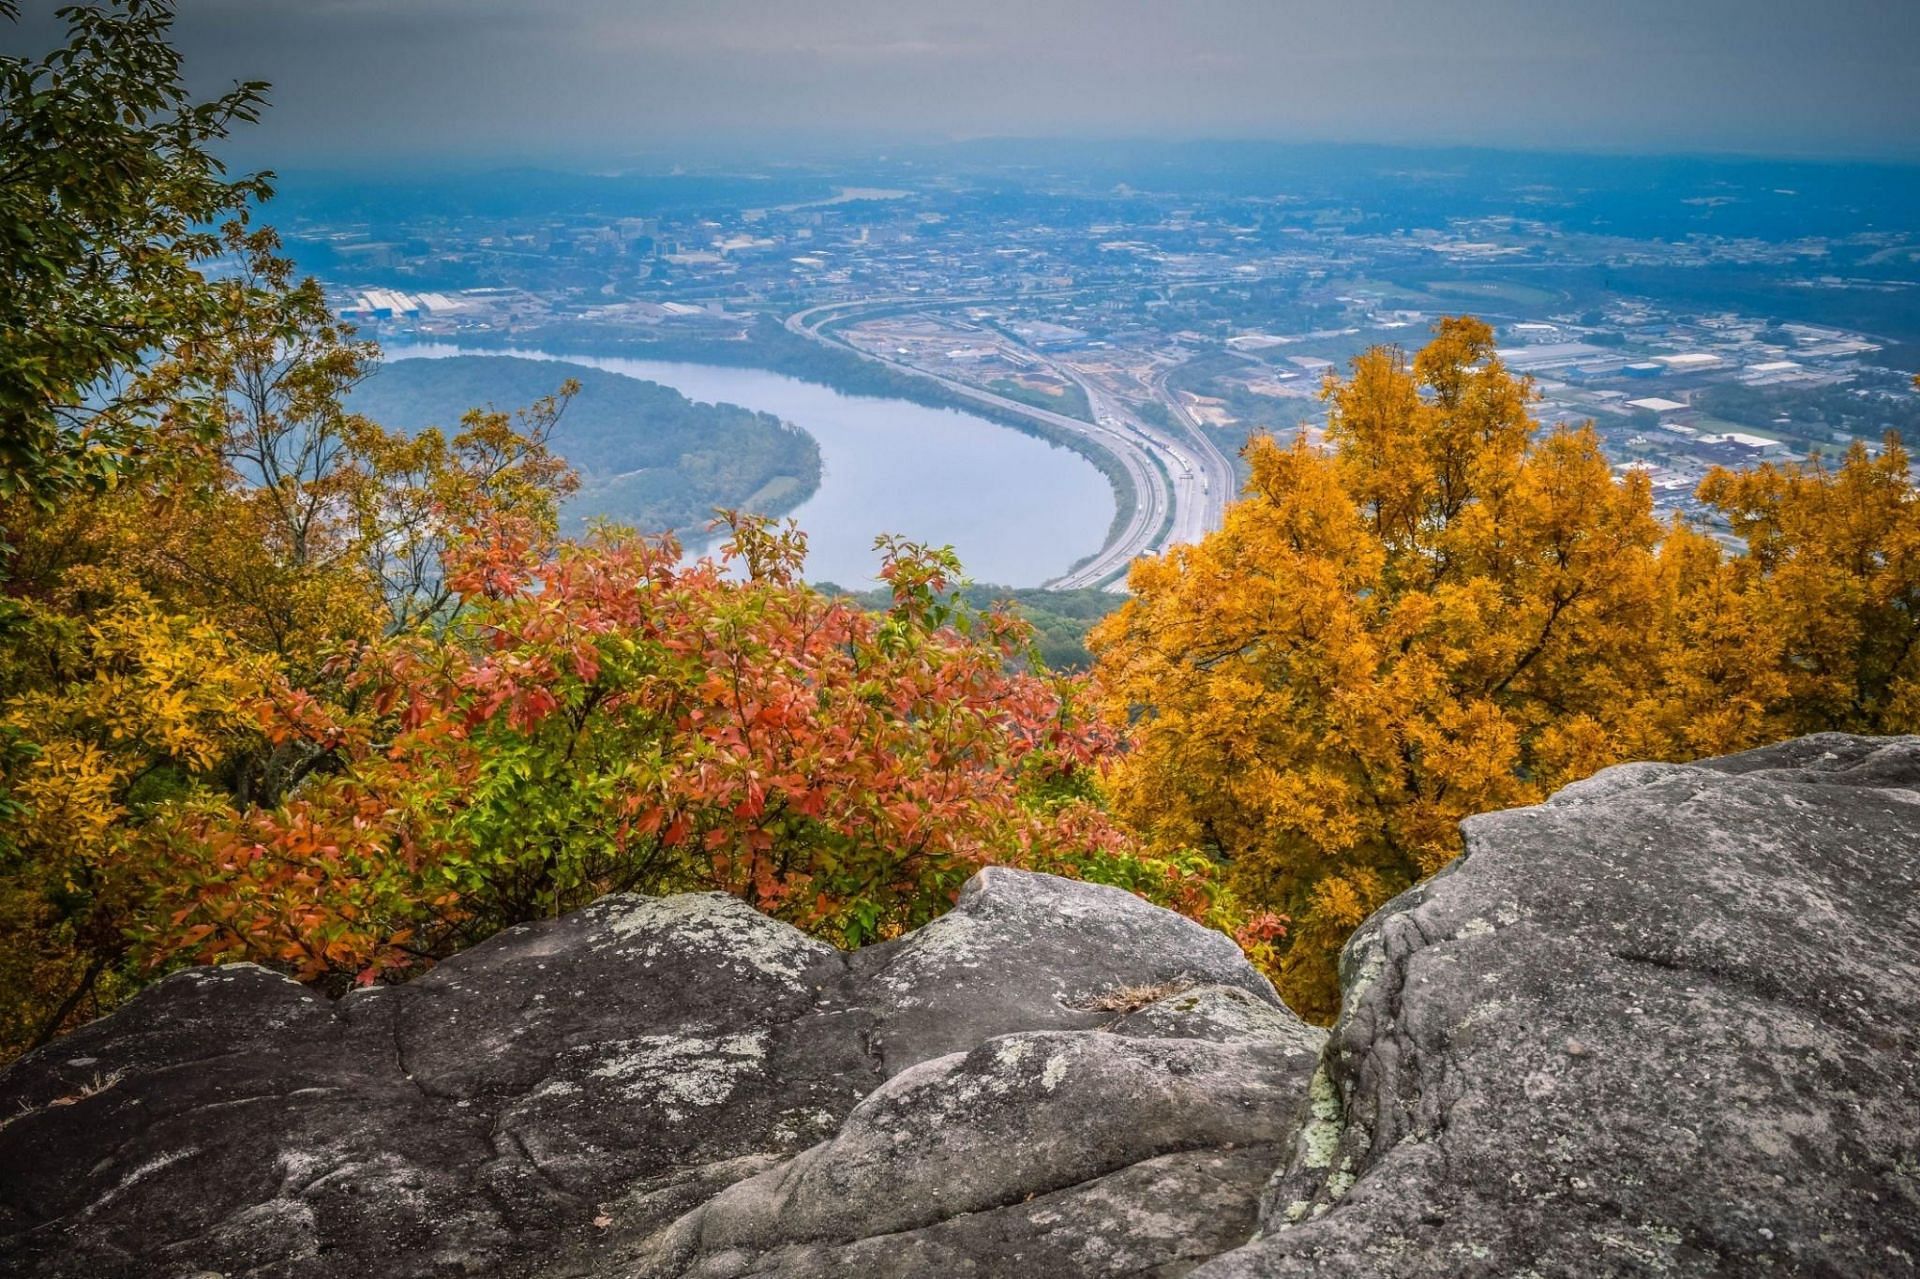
[424,315,1140,554]
[382,343,1116,588]
[350,353,822,537]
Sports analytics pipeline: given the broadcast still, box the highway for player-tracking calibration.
[784,298,1230,589]
[1143,364,1236,544]
[1008,339,1236,556]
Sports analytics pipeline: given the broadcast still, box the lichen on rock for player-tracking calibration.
[3,735,1919,1278]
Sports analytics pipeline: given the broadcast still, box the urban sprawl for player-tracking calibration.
[290,166,1920,564]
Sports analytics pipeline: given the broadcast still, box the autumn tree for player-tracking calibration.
[0,214,581,1053]
[134,514,1221,987]
[1699,437,1920,733]
[0,0,268,508]
[1092,317,1772,1020]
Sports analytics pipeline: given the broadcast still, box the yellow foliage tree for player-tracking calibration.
[0,226,577,1052]
[0,585,274,1050]
[1699,437,1920,732]
[1091,317,1813,1020]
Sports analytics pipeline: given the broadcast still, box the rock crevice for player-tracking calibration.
[4,735,1920,1277]
[1195,732,1920,1277]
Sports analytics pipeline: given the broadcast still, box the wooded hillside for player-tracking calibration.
[348,356,821,535]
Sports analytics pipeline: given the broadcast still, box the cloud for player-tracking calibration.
[45,0,1907,163]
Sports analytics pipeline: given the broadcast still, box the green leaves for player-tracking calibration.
[2,1,270,509]
[141,515,1164,982]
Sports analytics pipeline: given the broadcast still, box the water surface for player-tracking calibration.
[384,344,1114,587]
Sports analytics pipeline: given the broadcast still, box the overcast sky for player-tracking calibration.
[19,1,1920,165]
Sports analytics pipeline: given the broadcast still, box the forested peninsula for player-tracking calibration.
[348,355,822,535]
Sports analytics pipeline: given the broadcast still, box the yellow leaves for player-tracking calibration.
[1279,867,1401,1024]
[1415,698,1530,807]
[1528,714,1619,796]
[1096,317,1696,1020]
[1106,316,1920,1023]
[1243,435,1383,584]
[1,587,277,867]
[13,738,123,854]
[1308,873,1376,931]
[1326,345,1436,547]
[1694,436,1920,734]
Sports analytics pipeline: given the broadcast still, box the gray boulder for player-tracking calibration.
[1195,732,1920,1277]
[0,868,1305,1278]
[857,867,1278,1074]
[638,1028,1310,1279]
[6,735,1920,1278]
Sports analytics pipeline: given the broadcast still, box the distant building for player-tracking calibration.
[1495,342,1607,372]
[348,288,423,319]
[1691,434,1784,464]
[1653,352,1726,372]
[1703,432,1786,453]
[1006,320,1090,350]
[1627,397,1689,415]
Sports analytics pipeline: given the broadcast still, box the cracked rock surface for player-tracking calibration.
[5,734,1920,1278]
[1194,732,1920,1278]
[0,867,1303,1278]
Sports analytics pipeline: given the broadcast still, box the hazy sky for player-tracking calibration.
[21,1,1920,164]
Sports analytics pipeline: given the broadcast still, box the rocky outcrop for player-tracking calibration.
[0,868,1305,1278]
[3,734,1919,1277]
[1195,733,1920,1278]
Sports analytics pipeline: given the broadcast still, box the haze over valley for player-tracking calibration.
[12,5,1920,1276]
[282,146,1920,594]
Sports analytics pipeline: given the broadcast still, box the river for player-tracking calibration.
[382,344,1114,588]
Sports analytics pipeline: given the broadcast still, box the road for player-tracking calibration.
[1143,363,1236,543]
[785,299,1228,589]
[1009,340,1235,554]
